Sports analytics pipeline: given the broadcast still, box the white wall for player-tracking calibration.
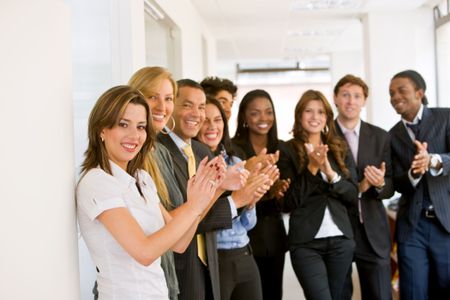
[0,0,79,299]
[154,0,217,79]
[331,50,365,86]
[363,7,436,130]
[436,21,450,107]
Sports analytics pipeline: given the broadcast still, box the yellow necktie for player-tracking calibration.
[182,144,207,266]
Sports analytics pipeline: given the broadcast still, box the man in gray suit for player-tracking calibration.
[334,74,394,300]
[389,70,450,299]
[158,79,259,300]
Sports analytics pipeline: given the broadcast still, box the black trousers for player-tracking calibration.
[254,253,285,300]
[290,236,355,300]
[341,221,391,300]
[218,245,262,300]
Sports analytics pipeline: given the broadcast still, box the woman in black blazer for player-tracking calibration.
[278,90,358,300]
[232,89,289,300]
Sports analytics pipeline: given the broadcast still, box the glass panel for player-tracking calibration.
[66,0,113,298]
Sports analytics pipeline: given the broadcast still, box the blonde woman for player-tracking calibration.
[128,67,183,299]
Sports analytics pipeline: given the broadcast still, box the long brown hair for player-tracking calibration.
[128,66,176,208]
[291,89,349,177]
[81,85,154,176]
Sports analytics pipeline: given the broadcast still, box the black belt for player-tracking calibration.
[217,244,253,257]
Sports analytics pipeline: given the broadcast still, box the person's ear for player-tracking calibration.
[416,89,424,101]
[100,130,105,142]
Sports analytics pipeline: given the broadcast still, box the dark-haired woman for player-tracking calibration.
[278,90,357,300]
[232,89,289,300]
[76,85,225,299]
[197,98,277,300]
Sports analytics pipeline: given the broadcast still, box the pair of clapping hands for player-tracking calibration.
[186,148,293,214]
[241,148,291,204]
[305,143,386,191]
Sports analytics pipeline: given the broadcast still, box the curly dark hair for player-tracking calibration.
[200,76,237,99]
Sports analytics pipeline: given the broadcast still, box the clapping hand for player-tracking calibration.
[219,160,250,191]
[305,143,328,168]
[411,140,430,177]
[270,178,291,200]
[186,157,226,214]
[359,162,386,193]
[245,149,280,172]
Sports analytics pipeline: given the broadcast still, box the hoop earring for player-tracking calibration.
[243,122,248,128]
[161,116,176,135]
[322,125,329,134]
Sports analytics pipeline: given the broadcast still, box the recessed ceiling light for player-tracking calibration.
[287,29,342,37]
[291,0,362,11]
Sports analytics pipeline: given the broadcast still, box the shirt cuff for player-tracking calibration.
[429,154,443,176]
[227,196,238,218]
[329,173,341,184]
[375,181,385,193]
[408,168,421,187]
[319,171,341,183]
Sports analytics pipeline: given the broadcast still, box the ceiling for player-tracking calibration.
[192,0,436,66]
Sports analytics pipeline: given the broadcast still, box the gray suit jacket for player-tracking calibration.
[157,133,232,300]
[389,107,450,242]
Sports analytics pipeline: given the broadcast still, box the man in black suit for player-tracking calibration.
[389,70,450,299]
[334,74,394,300]
[158,79,254,300]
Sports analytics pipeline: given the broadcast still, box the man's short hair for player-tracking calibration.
[333,74,369,99]
[176,79,204,96]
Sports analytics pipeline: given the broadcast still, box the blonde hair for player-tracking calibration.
[129,67,177,209]
[128,66,177,100]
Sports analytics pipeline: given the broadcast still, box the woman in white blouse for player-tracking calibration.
[77,85,225,299]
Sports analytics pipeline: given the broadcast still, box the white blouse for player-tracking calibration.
[77,161,168,300]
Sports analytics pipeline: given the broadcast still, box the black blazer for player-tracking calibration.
[278,139,358,248]
[157,133,232,300]
[232,140,288,257]
[336,120,394,258]
[389,107,450,242]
